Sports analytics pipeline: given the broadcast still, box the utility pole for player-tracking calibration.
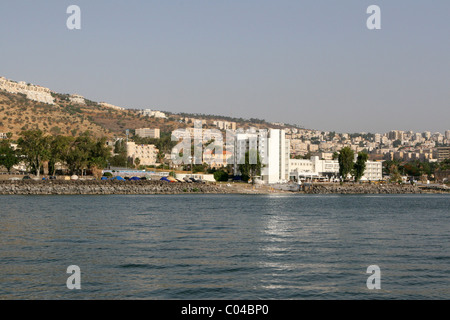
[125,129,129,169]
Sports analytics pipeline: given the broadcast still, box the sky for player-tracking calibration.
[1,0,449,134]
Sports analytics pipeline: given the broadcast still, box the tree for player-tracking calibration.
[214,170,229,182]
[332,151,339,160]
[17,130,50,177]
[88,137,111,178]
[389,163,402,183]
[338,147,354,181]
[0,140,19,173]
[238,150,262,184]
[49,135,73,176]
[66,134,91,175]
[353,152,368,182]
[134,157,141,167]
[157,151,165,165]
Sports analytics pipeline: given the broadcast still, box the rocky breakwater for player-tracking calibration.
[303,183,422,194]
[0,180,229,195]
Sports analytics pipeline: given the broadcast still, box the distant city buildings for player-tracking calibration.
[0,133,8,139]
[285,127,449,164]
[135,128,160,139]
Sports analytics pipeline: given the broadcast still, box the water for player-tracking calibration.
[0,194,448,299]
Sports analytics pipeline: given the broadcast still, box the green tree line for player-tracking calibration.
[0,130,111,177]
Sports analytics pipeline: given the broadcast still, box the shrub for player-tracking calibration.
[214,170,229,182]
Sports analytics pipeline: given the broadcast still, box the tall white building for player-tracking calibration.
[262,129,290,184]
[231,128,290,184]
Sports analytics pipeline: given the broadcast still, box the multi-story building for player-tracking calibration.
[289,156,383,181]
[374,133,381,143]
[389,130,404,141]
[230,128,290,184]
[126,142,159,166]
[262,129,290,184]
[135,128,160,139]
[435,147,450,162]
[213,121,237,131]
[423,131,431,140]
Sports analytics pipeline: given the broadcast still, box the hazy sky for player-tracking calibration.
[1,0,449,133]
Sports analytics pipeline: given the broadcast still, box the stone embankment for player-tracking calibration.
[0,181,445,195]
[302,184,423,194]
[0,180,229,195]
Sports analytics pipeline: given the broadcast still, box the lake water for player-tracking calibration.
[0,194,448,299]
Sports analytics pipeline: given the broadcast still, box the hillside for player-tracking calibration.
[1,87,299,141]
[0,91,111,139]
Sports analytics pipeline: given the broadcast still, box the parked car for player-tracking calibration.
[22,176,31,180]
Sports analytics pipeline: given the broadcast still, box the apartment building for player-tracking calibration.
[126,142,159,166]
[435,147,450,162]
[135,128,160,139]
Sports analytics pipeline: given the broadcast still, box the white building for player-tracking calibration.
[126,142,159,166]
[289,156,383,182]
[69,94,85,105]
[99,102,125,111]
[263,129,290,184]
[135,128,160,139]
[230,128,290,184]
[140,109,167,119]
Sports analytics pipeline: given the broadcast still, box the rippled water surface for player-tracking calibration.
[0,194,449,299]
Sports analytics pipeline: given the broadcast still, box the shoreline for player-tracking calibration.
[0,180,448,195]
